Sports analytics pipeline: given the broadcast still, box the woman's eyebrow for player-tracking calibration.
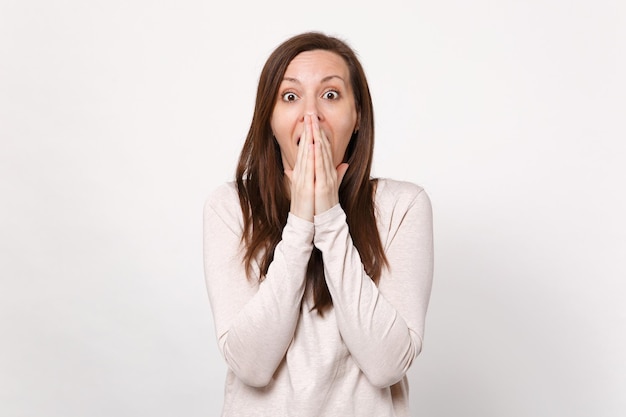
[320,75,345,83]
[281,75,345,84]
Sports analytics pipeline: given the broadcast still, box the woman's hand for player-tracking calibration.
[284,114,349,221]
[284,116,315,222]
[311,116,349,215]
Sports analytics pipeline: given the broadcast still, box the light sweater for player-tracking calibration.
[203,178,434,417]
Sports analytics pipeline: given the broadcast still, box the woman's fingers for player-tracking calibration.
[312,117,333,180]
[290,115,349,218]
[288,116,315,221]
[303,116,315,185]
[312,117,342,214]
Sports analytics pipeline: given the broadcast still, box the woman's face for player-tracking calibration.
[270,50,359,171]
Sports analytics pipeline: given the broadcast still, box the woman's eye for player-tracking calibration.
[323,90,339,100]
[282,92,298,102]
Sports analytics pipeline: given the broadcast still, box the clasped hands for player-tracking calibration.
[284,115,349,222]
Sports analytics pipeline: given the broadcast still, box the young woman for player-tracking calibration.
[203,31,434,417]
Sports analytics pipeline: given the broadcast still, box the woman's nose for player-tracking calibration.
[304,111,321,121]
[302,98,322,121]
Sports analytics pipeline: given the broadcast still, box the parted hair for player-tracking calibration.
[235,31,387,314]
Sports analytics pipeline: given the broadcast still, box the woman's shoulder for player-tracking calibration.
[203,181,240,216]
[374,177,428,204]
[373,178,433,231]
[206,181,238,201]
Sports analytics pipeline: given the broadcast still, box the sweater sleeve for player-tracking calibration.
[313,184,434,388]
[203,184,315,387]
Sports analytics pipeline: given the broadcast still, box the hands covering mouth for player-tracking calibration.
[284,114,349,222]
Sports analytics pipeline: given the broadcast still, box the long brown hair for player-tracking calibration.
[235,32,387,313]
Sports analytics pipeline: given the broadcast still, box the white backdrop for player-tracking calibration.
[1,0,625,416]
